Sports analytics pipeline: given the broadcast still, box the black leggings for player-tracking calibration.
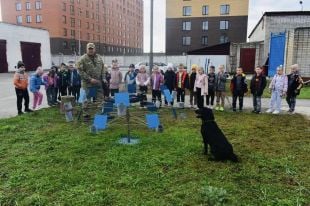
[206,89,215,106]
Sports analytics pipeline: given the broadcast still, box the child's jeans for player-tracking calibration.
[33,91,43,109]
[216,91,225,106]
[286,94,296,111]
[232,91,244,110]
[270,90,282,111]
[253,95,262,112]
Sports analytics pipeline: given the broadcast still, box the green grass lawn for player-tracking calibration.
[0,107,309,205]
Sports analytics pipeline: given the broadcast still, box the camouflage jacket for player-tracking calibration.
[76,54,106,88]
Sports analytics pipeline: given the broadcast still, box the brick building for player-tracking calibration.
[166,0,249,55]
[0,0,143,55]
[249,11,310,77]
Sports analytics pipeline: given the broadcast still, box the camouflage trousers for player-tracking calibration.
[82,85,104,116]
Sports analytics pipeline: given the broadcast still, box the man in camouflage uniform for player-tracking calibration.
[76,43,106,117]
[77,42,106,101]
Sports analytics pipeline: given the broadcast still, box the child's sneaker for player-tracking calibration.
[272,110,280,114]
[266,109,273,113]
[219,106,224,111]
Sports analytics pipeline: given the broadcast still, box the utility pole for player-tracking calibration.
[300,1,303,11]
[149,0,154,75]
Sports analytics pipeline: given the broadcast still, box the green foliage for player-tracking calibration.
[0,107,309,205]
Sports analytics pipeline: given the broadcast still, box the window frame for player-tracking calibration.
[182,6,192,16]
[202,36,208,45]
[202,21,208,31]
[182,36,191,46]
[16,3,22,11]
[202,5,209,15]
[182,21,191,31]
[220,20,229,30]
[220,5,230,15]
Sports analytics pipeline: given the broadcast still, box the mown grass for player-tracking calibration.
[0,107,309,205]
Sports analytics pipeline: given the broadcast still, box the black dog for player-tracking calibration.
[195,108,238,162]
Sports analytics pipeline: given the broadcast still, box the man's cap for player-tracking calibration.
[17,61,25,68]
[129,64,135,68]
[87,42,95,49]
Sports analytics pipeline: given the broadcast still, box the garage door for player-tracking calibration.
[20,41,42,71]
[0,40,8,73]
[240,48,256,74]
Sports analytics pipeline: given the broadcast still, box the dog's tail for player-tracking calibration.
[230,153,239,163]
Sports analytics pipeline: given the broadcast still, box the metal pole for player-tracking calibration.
[149,0,154,75]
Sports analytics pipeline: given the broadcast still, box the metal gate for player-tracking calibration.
[269,32,286,77]
[20,41,42,71]
[240,48,256,74]
[0,40,8,73]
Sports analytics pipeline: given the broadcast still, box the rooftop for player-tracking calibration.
[248,11,310,38]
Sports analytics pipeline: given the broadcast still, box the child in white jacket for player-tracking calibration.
[135,65,150,107]
[266,66,288,114]
[194,67,208,109]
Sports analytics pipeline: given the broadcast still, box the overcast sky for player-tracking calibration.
[143,0,310,52]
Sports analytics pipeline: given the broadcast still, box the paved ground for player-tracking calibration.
[1,73,310,119]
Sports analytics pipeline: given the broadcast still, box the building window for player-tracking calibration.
[16,15,22,24]
[35,1,42,10]
[63,28,67,36]
[70,5,74,15]
[70,0,74,3]
[36,15,42,23]
[26,15,31,23]
[182,6,191,16]
[87,33,90,40]
[202,5,209,15]
[86,11,89,18]
[220,20,229,30]
[202,21,208,30]
[220,5,230,15]
[86,22,89,29]
[202,36,208,45]
[220,35,229,43]
[91,23,94,30]
[62,15,66,24]
[16,3,22,11]
[26,2,31,10]
[182,36,191,46]
[70,18,75,27]
[62,3,66,11]
[182,21,191,31]
[71,30,75,38]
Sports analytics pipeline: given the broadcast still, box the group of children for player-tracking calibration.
[129,63,303,114]
[13,59,304,115]
[13,61,82,115]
